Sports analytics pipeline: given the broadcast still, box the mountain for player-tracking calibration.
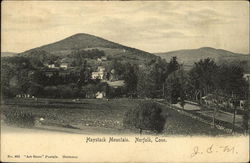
[1,52,18,57]
[19,33,157,63]
[155,47,249,67]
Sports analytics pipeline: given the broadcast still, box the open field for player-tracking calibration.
[1,98,228,136]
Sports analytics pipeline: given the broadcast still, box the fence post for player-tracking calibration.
[213,107,216,128]
[232,106,236,133]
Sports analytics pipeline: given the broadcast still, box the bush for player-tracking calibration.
[3,109,35,127]
[43,86,59,98]
[123,101,166,133]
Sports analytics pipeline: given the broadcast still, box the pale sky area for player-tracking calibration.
[1,1,249,54]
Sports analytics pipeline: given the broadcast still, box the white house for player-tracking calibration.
[97,57,107,62]
[60,63,69,69]
[98,66,105,72]
[243,73,250,81]
[91,66,105,80]
[48,64,55,68]
[101,56,107,61]
[91,72,100,79]
[96,91,105,99]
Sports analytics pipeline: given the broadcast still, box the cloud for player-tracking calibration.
[182,8,235,26]
[1,1,249,54]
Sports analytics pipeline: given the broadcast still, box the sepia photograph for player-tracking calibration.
[1,1,249,162]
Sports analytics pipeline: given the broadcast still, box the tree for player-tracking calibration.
[27,83,43,97]
[77,60,91,88]
[137,58,168,98]
[167,56,179,75]
[30,70,46,85]
[43,86,59,98]
[137,65,158,98]
[124,63,138,96]
[1,60,17,97]
[108,59,126,80]
[165,69,189,104]
[214,64,248,99]
[29,57,44,68]
[1,56,34,97]
[189,58,218,101]
[123,101,166,133]
[242,101,249,135]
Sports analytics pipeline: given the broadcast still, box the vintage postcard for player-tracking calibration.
[1,1,249,162]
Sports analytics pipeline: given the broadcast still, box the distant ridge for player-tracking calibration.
[155,47,249,66]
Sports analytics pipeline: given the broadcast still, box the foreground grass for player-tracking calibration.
[2,98,227,136]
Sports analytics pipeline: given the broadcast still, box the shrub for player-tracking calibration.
[43,86,59,98]
[123,101,166,133]
[3,109,35,127]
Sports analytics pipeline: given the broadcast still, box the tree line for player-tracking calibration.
[123,57,248,103]
[2,54,248,103]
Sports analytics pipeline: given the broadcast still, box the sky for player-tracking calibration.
[1,1,249,54]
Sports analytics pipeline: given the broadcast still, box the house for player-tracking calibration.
[48,64,55,68]
[97,66,105,72]
[91,72,101,79]
[91,66,106,80]
[45,62,60,69]
[243,73,250,81]
[60,57,73,69]
[60,63,69,69]
[101,56,107,61]
[97,57,107,63]
[96,91,105,99]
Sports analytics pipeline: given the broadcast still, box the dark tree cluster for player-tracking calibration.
[123,101,166,133]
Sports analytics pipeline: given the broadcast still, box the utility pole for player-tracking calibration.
[232,101,237,133]
[162,82,165,98]
[180,65,185,110]
[231,92,237,134]
[212,106,216,128]
[212,98,217,129]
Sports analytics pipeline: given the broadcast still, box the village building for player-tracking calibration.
[44,62,60,69]
[243,73,250,82]
[91,72,100,79]
[101,56,107,61]
[97,56,108,63]
[48,64,55,68]
[60,57,73,69]
[91,66,105,80]
[97,58,102,62]
[96,91,106,99]
[60,63,69,69]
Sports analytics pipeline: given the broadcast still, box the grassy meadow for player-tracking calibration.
[1,98,227,136]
